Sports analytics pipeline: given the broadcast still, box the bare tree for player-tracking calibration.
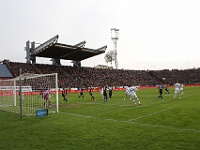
[104,50,115,67]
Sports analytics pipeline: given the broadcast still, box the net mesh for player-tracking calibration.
[0,73,58,116]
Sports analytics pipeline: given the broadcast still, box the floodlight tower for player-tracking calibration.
[111,28,119,69]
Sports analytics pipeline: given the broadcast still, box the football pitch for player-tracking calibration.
[0,86,200,149]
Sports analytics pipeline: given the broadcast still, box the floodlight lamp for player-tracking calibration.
[111,28,119,40]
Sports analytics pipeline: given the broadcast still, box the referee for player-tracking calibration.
[157,83,164,99]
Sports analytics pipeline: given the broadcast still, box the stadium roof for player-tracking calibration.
[0,64,13,78]
[31,35,107,61]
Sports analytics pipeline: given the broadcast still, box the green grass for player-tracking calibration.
[1,86,200,150]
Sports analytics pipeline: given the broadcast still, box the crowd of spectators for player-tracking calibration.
[149,69,200,85]
[3,60,200,88]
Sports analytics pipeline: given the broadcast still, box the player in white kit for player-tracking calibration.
[180,84,184,95]
[100,87,104,99]
[128,86,141,106]
[174,83,181,99]
[124,86,130,100]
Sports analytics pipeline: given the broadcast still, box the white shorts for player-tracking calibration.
[130,92,137,99]
[174,88,180,94]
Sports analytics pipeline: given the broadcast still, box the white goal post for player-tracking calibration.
[0,73,59,116]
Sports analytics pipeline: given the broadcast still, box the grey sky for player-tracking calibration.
[0,0,199,70]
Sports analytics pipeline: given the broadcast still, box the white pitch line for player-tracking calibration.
[74,98,172,108]
[75,101,132,107]
[122,120,200,133]
[128,107,173,121]
[60,111,200,133]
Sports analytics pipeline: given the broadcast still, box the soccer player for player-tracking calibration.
[180,84,184,95]
[124,86,130,100]
[165,84,170,96]
[43,88,51,108]
[174,82,181,99]
[108,86,113,100]
[88,86,95,101]
[62,88,68,102]
[100,87,104,100]
[128,86,141,106]
[157,83,164,99]
[103,85,108,102]
[37,88,44,99]
[78,88,84,99]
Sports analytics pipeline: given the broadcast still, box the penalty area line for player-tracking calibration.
[75,101,135,107]
[128,107,173,121]
[60,111,200,133]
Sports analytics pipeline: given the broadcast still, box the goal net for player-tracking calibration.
[0,73,59,116]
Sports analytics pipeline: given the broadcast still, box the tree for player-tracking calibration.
[104,50,115,67]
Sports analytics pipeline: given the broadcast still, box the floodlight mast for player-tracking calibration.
[111,28,119,69]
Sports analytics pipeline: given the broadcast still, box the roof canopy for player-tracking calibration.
[31,35,107,62]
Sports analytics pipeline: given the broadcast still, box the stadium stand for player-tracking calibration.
[1,60,200,88]
[149,69,200,85]
[2,35,199,88]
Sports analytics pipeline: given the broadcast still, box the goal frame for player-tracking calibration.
[0,72,59,117]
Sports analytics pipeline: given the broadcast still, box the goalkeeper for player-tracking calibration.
[43,88,51,108]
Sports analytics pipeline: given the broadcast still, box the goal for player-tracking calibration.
[0,73,59,116]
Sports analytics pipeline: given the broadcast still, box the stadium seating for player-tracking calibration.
[1,60,200,88]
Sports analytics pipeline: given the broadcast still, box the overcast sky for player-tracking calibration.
[0,0,199,70]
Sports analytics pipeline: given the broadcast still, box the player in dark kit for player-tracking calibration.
[157,84,164,99]
[78,88,84,99]
[103,85,108,102]
[38,88,44,99]
[165,84,170,96]
[108,86,113,100]
[62,88,68,102]
[88,86,95,101]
